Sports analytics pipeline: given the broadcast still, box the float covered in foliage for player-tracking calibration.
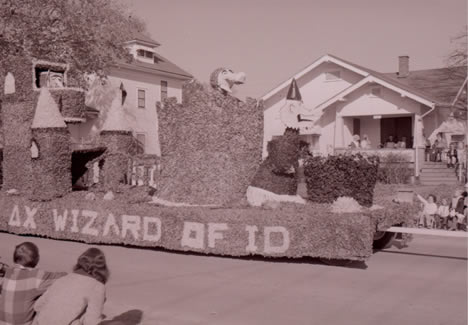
[0,191,375,261]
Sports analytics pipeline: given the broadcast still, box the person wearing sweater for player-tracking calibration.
[416,193,438,228]
[32,248,109,325]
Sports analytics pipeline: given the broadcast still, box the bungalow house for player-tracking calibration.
[262,54,467,184]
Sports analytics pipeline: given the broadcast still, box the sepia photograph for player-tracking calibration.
[0,0,467,324]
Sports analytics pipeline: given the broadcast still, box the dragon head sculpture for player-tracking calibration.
[210,68,246,93]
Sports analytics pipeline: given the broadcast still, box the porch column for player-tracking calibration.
[413,113,424,177]
[335,113,344,148]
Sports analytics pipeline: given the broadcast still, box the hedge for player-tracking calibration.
[157,81,263,206]
[377,153,413,184]
[304,154,380,207]
[0,191,375,261]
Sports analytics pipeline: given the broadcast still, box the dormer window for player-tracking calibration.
[137,49,154,59]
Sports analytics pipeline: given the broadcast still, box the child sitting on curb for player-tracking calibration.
[436,198,450,229]
[0,242,66,325]
[449,190,466,231]
[416,193,438,228]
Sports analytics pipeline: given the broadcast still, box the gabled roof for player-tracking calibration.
[261,54,370,101]
[116,51,193,80]
[384,66,467,105]
[315,75,435,112]
[128,31,160,47]
[262,53,467,110]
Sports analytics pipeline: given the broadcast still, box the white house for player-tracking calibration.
[68,32,192,157]
[262,54,467,180]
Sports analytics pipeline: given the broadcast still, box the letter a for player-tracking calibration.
[8,205,21,227]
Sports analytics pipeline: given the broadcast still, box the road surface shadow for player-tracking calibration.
[377,250,468,261]
[99,309,143,325]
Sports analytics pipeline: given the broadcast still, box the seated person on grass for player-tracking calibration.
[449,190,466,231]
[0,242,66,325]
[436,198,450,230]
[416,193,437,229]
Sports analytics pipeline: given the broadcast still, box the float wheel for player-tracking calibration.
[372,231,396,250]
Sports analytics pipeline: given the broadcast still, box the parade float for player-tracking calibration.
[0,58,416,263]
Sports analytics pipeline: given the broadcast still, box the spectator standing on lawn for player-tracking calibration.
[0,242,66,325]
[416,193,438,228]
[32,247,109,325]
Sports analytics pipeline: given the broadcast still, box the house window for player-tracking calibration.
[161,80,168,101]
[137,89,145,109]
[136,133,146,154]
[137,49,153,59]
[371,87,381,97]
[325,70,341,81]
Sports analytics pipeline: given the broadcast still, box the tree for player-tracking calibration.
[446,26,467,121]
[446,26,468,182]
[0,0,146,84]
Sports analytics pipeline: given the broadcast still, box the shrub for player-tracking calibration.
[304,154,379,207]
[377,153,413,184]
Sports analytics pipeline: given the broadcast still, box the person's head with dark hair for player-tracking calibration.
[73,248,109,284]
[428,194,437,204]
[13,242,40,268]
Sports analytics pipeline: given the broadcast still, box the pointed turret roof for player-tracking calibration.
[286,78,302,101]
[31,88,66,129]
[101,90,131,132]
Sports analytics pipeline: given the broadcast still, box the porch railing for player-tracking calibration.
[333,148,415,162]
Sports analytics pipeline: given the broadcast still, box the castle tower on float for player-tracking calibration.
[1,57,37,195]
[30,88,71,200]
[99,90,134,189]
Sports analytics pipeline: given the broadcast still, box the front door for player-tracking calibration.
[380,116,413,147]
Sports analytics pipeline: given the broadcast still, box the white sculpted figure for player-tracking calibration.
[210,67,246,93]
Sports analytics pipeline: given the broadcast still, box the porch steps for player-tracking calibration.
[419,161,460,185]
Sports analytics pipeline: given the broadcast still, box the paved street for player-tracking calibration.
[0,232,466,325]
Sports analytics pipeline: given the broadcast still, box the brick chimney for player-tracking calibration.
[398,55,409,78]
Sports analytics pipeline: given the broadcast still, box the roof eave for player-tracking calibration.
[318,76,436,111]
[113,62,193,80]
[261,54,370,101]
